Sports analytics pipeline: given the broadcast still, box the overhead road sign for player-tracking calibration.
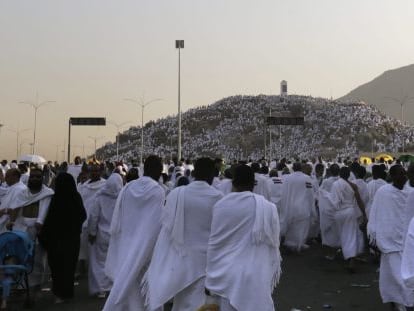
[68,117,106,162]
[70,117,106,126]
[266,116,304,126]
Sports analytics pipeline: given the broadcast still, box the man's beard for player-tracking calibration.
[28,180,42,192]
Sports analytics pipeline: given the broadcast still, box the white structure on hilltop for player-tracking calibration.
[280,80,288,97]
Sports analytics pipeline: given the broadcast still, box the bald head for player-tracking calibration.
[232,165,255,192]
[144,155,163,181]
[390,165,407,190]
[302,164,312,176]
[292,162,302,172]
[5,168,21,186]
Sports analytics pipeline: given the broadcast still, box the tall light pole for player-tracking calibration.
[8,128,31,159]
[124,96,162,165]
[0,123,3,159]
[20,92,55,154]
[109,120,132,159]
[72,144,88,161]
[54,144,60,162]
[88,136,104,160]
[269,108,272,161]
[384,95,414,152]
[384,95,414,124]
[176,40,184,160]
[19,139,31,157]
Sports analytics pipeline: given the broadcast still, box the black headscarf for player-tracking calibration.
[39,173,86,249]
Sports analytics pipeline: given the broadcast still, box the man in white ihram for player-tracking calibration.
[318,164,341,248]
[205,164,281,311]
[87,172,124,298]
[366,165,386,219]
[251,162,272,201]
[0,169,26,232]
[280,162,315,251]
[369,165,414,311]
[401,187,414,308]
[7,168,54,287]
[330,166,366,271]
[103,155,165,311]
[77,164,106,275]
[144,158,223,311]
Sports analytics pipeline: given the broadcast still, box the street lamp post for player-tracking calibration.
[20,93,55,154]
[88,136,104,160]
[109,120,132,159]
[54,144,60,162]
[8,128,31,159]
[268,108,272,161]
[176,40,184,160]
[384,95,414,152]
[124,96,162,165]
[0,123,3,159]
[19,139,31,157]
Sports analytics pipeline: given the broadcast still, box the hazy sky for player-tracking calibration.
[1,0,414,162]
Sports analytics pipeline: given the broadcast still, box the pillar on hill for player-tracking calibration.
[280,80,288,97]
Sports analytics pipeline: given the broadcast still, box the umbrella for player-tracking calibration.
[359,156,372,165]
[399,154,414,163]
[375,153,393,162]
[18,154,47,164]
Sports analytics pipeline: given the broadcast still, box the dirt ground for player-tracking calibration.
[275,245,387,311]
[5,244,388,311]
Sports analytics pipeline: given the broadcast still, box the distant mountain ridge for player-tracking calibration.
[338,64,414,123]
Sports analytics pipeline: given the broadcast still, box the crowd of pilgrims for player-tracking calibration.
[2,154,414,310]
[98,95,414,161]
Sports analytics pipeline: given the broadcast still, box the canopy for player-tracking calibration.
[375,153,393,162]
[399,154,414,163]
[359,156,372,165]
[18,154,47,164]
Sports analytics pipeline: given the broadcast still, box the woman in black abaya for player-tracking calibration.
[39,172,86,303]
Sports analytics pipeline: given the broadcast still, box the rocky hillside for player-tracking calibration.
[339,64,414,123]
[97,95,414,161]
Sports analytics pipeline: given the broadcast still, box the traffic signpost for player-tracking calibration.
[68,117,106,162]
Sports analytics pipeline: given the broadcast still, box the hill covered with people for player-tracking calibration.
[96,95,414,161]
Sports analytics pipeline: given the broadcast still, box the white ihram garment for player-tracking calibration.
[87,174,123,295]
[0,181,27,232]
[320,176,339,193]
[318,189,340,248]
[308,176,320,239]
[253,173,272,201]
[217,179,232,196]
[330,179,364,259]
[366,179,387,219]
[205,192,281,311]
[78,178,106,260]
[143,181,223,311]
[11,185,54,287]
[67,164,82,183]
[369,184,414,306]
[353,179,369,211]
[280,171,315,250]
[402,218,414,290]
[268,176,283,212]
[103,176,165,311]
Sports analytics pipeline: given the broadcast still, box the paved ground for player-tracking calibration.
[5,244,388,311]
[275,245,386,311]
